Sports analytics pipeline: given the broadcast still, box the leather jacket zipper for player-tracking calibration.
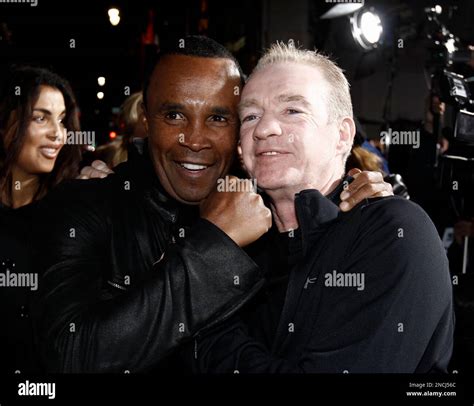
[107,280,127,291]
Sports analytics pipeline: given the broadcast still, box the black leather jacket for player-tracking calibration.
[32,143,264,373]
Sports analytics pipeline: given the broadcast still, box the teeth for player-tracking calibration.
[40,147,58,158]
[262,151,279,156]
[180,163,208,170]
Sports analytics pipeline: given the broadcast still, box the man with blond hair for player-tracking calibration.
[192,43,454,373]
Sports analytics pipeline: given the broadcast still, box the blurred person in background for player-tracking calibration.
[346,121,409,199]
[93,91,147,168]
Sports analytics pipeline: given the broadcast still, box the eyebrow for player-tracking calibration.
[238,98,259,114]
[210,106,232,116]
[156,102,186,113]
[238,94,311,114]
[277,94,310,107]
[33,108,66,116]
[157,102,232,116]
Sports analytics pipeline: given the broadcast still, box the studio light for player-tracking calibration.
[97,76,106,86]
[108,8,120,26]
[97,92,104,100]
[350,8,383,50]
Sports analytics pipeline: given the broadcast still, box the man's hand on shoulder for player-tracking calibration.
[77,160,114,180]
[339,169,393,212]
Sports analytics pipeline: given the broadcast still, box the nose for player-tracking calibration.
[46,120,66,143]
[180,120,212,152]
[253,113,282,140]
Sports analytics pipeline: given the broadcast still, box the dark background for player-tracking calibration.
[2,0,474,377]
[1,0,473,145]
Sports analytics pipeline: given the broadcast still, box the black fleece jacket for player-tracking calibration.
[193,189,454,373]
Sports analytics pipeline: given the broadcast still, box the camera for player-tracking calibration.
[425,5,474,273]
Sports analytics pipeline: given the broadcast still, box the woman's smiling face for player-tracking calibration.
[15,85,67,176]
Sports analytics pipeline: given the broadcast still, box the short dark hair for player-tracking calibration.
[0,66,82,206]
[143,35,245,110]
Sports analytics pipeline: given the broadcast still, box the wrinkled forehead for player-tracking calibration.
[240,62,331,110]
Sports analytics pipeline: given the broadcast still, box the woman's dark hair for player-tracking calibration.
[0,66,82,206]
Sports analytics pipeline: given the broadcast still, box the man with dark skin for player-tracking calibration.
[143,52,270,245]
[32,36,392,373]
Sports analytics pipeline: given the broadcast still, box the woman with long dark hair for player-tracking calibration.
[0,66,82,207]
[0,66,83,372]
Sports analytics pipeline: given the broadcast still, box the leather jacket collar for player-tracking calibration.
[123,139,199,227]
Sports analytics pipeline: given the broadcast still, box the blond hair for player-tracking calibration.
[121,92,143,135]
[346,146,383,174]
[252,42,353,123]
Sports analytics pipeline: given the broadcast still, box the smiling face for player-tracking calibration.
[239,62,354,197]
[14,85,67,176]
[144,54,241,204]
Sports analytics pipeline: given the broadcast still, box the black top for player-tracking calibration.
[0,201,42,373]
[245,228,303,348]
[194,187,455,373]
[243,181,346,349]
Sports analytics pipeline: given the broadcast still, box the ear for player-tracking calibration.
[237,142,242,155]
[336,117,355,158]
[141,102,149,135]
